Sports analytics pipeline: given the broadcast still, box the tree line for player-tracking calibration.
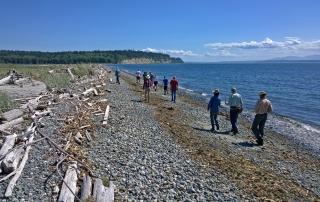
[0,50,184,64]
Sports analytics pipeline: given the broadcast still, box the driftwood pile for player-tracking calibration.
[0,65,115,201]
[0,69,28,86]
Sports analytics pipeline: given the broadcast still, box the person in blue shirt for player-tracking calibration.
[163,76,169,95]
[225,87,243,134]
[115,67,121,84]
[207,89,221,131]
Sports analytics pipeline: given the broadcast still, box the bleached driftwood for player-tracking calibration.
[80,175,92,201]
[0,134,17,156]
[18,123,36,141]
[0,75,13,86]
[104,181,115,202]
[48,70,54,74]
[20,96,42,111]
[2,148,24,173]
[67,68,75,80]
[59,141,71,161]
[14,78,29,84]
[4,134,34,197]
[0,117,24,131]
[93,178,105,202]
[58,161,78,202]
[0,109,24,122]
[82,88,98,96]
[0,134,17,174]
[31,110,52,119]
[102,105,110,125]
[79,125,90,130]
[93,179,115,202]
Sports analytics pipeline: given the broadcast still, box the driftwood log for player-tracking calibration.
[0,134,17,174]
[93,178,115,202]
[0,117,24,131]
[80,175,92,201]
[0,75,13,86]
[67,68,75,80]
[2,148,24,173]
[5,134,34,197]
[0,109,24,122]
[102,105,110,125]
[58,161,78,202]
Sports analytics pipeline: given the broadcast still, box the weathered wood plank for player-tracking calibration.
[0,109,24,122]
[58,161,78,202]
[2,148,24,173]
[0,117,24,131]
[102,105,110,125]
[5,134,34,197]
[80,175,92,201]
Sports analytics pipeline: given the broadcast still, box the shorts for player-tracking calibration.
[154,81,158,86]
[164,86,168,90]
[136,76,140,80]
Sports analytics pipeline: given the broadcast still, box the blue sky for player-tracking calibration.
[1,0,320,62]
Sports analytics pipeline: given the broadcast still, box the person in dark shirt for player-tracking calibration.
[207,89,221,131]
[163,76,169,95]
[170,76,178,103]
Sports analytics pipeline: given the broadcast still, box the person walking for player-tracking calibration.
[207,89,221,131]
[225,87,243,134]
[143,72,148,81]
[149,72,154,88]
[170,76,178,103]
[115,67,121,84]
[135,69,141,84]
[143,75,152,102]
[252,91,273,146]
[153,75,159,91]
[163,76,169,95]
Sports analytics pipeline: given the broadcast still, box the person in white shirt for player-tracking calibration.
[225,87,243,134]
[153,75,159,91]
[135,69,141,84]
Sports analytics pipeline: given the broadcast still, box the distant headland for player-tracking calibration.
[0,50,184,64]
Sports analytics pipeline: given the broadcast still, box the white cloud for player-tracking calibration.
[204,37,302,50]
[205,50,237,57]
[142,47,197,56]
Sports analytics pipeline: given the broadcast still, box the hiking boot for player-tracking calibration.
[210,128,215,132]
[233,129,238,134]
[256,138,263,146]
[216,126,219,130]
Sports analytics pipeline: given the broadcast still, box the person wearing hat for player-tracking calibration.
[225,87,243,134]
[207,89,221,131]
[252,91,273,146]
[115,67,121,84]
[143,75,152,102]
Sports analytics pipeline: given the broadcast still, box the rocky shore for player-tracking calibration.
[0,66,319,201]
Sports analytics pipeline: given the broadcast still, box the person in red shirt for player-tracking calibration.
[143,75,153,102]
[170,76,178,103]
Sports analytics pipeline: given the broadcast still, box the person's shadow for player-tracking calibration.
[192,127,229,135]
[233,141,262,147]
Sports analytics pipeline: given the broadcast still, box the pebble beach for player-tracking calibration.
[0,66,320,201]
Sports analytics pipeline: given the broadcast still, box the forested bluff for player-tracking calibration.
[0,50,184,64]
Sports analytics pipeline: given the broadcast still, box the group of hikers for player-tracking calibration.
[207,87,273,146]
[134,69,178,103]
[115,67,273,146]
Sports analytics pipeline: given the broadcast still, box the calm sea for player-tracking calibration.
[108,62,320,130]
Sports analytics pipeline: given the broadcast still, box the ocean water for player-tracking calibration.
[108,62,320,130]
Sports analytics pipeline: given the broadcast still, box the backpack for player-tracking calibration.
[145,79,150,87]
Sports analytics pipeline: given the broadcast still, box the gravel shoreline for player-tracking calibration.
[0,66,319,201]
